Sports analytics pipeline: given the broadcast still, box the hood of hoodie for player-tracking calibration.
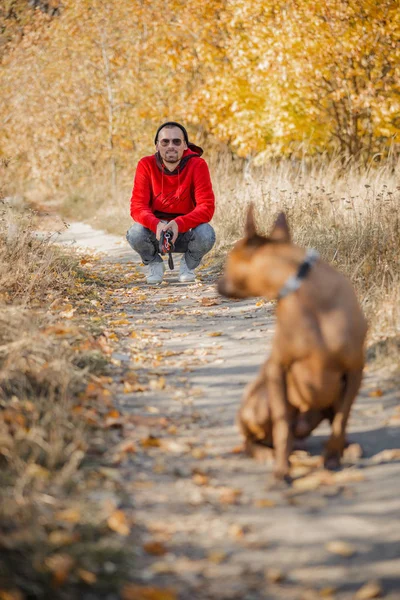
[155,145,203,176]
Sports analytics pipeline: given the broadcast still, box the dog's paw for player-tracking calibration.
[324,454,341,471]
[271,465,292,486]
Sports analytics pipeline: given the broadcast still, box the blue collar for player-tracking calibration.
[277,249,319,301]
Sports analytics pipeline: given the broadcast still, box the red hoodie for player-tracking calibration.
[130,148,215,233]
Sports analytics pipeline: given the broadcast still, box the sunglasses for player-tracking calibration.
[158,138,184,147]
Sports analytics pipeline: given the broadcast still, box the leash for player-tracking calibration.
[277,248,319,301]
[159,230,175,270]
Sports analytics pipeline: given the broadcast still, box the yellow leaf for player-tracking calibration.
[48,531,80,546]
[325,540,356,557]
[26,464,50,480]
[254,498,276,508]
[371,449,400,464]
[354,581,383,599]
[45,553,75,586]
[107,510,130,536]
[201,297,220,306]
[208,331,223,337]
[78,569,97,584]
[208,550,227,564]
[192,473,209,486]
[141,436,161,448]
[55,508,81,524]
[265,568,285,583]
[219,487,242,505]
[368,389,383,397]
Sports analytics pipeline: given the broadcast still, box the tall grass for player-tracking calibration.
[210,154,400,363]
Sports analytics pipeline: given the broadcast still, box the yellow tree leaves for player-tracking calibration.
[0,0,399,190]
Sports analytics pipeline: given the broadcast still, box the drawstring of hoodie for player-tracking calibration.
[161,161,181,204]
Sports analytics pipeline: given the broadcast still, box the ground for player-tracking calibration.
[55,221,400,600]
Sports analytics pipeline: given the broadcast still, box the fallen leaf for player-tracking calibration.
[114,440,137,455]
[59,304,76,319]
[121,585,177,600]
[219,487,242,505]
[290,452,322,468]
[325,540,356,557]
[201,297,220,306]
[48,531,80,546]
[191,447,207,459]
[192,472,209,486]
[354,580,383,599]
[368,389,383,397]
[265,568,285,583]
[371,449,400,464]
[45,553,75,586]
[207,550,227,564]
[141,436,161,448]
[78,569,97,584]
[292,468,365,491]
[319,587,337,598]
[228,524,246,539]
[107,510,130,536]
[149,377,166,391]
[254,498,276,508]
[105,416,124,429]
[124,381,148,393]
[143,541,168,556]
[333,470,366,484]
[343,443,363,461]
[106,409,120,419]
[55,508,81,524]
[26,464,50,480]
[292,470,333,491]
[207,331,223,337]
[160,439,191,454]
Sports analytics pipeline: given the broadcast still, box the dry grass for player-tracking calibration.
[0,203,133,596]
[211,155,400,366]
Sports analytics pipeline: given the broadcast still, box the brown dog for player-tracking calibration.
[218,205,367,480]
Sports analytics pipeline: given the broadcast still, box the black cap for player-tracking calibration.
[154,121,203,156]
[154,121,189,145]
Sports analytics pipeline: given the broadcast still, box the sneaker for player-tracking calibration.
[179,256,196,283]
[147,260,165,284]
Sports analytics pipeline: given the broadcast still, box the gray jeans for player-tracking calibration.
[126,222,216,269]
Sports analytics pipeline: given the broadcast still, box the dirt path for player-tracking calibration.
[58,222,400,600]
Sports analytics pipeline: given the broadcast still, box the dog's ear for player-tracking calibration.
[245,203,257,239]
[269,212,291,243]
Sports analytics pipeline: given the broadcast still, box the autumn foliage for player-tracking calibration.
[0,0,399,193]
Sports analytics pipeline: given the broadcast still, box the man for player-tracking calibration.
[126,121,216,284]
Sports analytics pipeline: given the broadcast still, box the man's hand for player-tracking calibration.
[156,220,179,244]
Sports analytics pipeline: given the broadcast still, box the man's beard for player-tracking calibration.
[164,153,179,164]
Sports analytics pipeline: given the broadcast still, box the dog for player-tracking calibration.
[218,205,367,480]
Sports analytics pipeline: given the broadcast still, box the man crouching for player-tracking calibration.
[126,121,216,284]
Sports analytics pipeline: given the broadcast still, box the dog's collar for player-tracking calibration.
[277,249,319,301]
